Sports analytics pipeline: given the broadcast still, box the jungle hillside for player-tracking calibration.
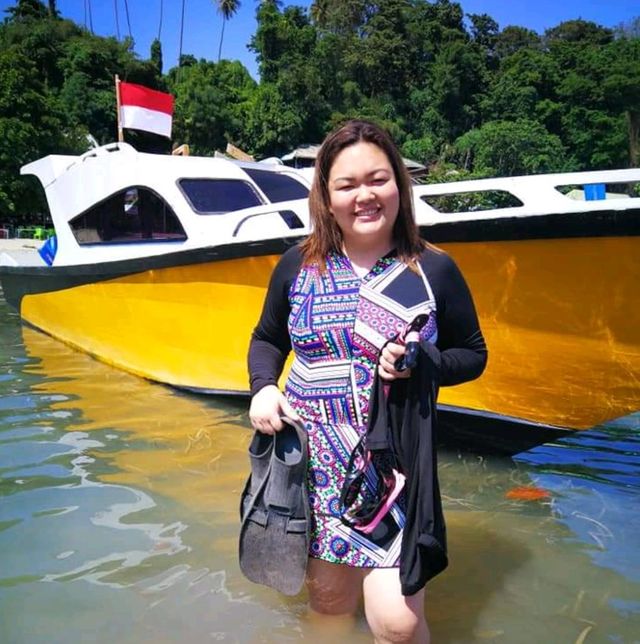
[1,0,639,226]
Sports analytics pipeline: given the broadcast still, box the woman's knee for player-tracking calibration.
[366,606,427,643]
[363,569,429,643]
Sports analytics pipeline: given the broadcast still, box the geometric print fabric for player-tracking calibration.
[285,251,436,567]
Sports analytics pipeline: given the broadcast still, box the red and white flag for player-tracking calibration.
[118,81,174,138]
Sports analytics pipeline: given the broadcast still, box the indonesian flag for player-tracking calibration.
[118,81,174,138]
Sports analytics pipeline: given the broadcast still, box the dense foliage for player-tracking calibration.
[1,0,639,224]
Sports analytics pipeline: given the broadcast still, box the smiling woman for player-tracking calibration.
[246,119,488,643]
[326,142,400,275]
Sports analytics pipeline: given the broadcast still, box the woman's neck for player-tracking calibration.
[342,240,394,278]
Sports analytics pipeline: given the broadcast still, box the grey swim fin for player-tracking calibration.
[239,417,310,596]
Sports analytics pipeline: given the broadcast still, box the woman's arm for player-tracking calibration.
[248,246,302,394]
[421,250,488,386]
[247,246,303,432]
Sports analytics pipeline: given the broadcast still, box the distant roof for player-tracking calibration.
[281,145,321,162]
[281,144,427,175]
[402,157,427,173]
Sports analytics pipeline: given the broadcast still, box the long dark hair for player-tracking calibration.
[300,119,425,269]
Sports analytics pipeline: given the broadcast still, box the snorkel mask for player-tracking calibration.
[339,436,406,534]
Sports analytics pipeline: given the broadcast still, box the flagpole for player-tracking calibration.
[115,74,124,142]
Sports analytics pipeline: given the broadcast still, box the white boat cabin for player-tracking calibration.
[19,142,313,266]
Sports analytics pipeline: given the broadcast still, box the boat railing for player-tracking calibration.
[227,198,311,240]
[412,168,640,223]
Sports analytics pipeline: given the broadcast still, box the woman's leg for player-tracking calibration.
[305,558,364,616]
[362,567,430,644]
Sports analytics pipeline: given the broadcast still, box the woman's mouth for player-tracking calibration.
[354,207,380,218]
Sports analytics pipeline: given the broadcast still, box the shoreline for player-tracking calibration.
[0,238,40,251]
[0,238,41,266]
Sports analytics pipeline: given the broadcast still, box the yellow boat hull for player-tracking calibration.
[3,233,640,431]
[18,254,280,394]
[441,236,640,430]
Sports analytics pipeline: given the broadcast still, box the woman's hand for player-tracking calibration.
[249,385,300,434]
[378,341,412,381]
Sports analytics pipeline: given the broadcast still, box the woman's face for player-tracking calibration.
[327,141,400,250]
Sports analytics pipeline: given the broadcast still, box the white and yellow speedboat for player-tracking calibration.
[1,143,638,442]
[0,142,311,395]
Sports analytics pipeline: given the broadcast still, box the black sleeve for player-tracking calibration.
[419,248,488,386]
[247,245,303,396]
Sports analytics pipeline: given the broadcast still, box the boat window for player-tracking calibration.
[278,210,305,229]
[179,178,263,214]
[555,182,638,200]
[243,168,309,202]
[69,187,187,244]
[420,190,523,213]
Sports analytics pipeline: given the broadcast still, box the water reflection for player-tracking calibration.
[515,419,640,585]
[0,309,639,642]
[0,325,310,643]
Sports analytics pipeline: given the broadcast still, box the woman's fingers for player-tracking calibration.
[280,395,301,422]
[378,341,411,381]
[248,385,294,433]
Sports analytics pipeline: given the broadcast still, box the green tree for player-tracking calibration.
[552,35,640,168]
[249,0,281,82]
[343,0,413,101]
[214,0,241,62]
[401,135,438,167]
[421,38,487,141]
[168,59,256,155]
[494,25,541,59]
[58,33,159,144]
[451,119,568,176]
[4,0,48,21]
[241,82,303,157]
[482,48,562,131]
[545,19,614,45]
[468,12,499,64]
[0,48,74,222]
[601,37,640,166]
[150,38,163,75]
[310,0,367,34]
[250,3,329,145]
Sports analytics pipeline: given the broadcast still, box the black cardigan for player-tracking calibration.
[367,341,447,596]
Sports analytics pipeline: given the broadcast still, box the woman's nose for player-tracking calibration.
[356,184,375,202]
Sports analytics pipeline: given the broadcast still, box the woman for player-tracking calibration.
[248,119,487,643]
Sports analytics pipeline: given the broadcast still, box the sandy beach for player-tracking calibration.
[0,238,40,251]
[0,237,41,265]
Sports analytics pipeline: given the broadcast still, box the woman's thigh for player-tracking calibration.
[305,558,364,615]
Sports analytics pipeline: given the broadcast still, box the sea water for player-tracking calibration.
[0,293,638,643]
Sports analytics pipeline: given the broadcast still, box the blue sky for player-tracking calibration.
[2,0,638,79]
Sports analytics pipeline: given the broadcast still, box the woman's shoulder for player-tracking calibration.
[268,244,305,291]
[275,244,304,272]
[417,244,457,276]
[417,244,473,303]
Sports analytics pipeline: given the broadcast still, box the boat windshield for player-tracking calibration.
[179,179,263,214]
[179,171,309,215]
[243,168,309,203]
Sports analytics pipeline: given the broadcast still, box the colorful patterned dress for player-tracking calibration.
[285,250,437,567]
[248,245,486,569]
